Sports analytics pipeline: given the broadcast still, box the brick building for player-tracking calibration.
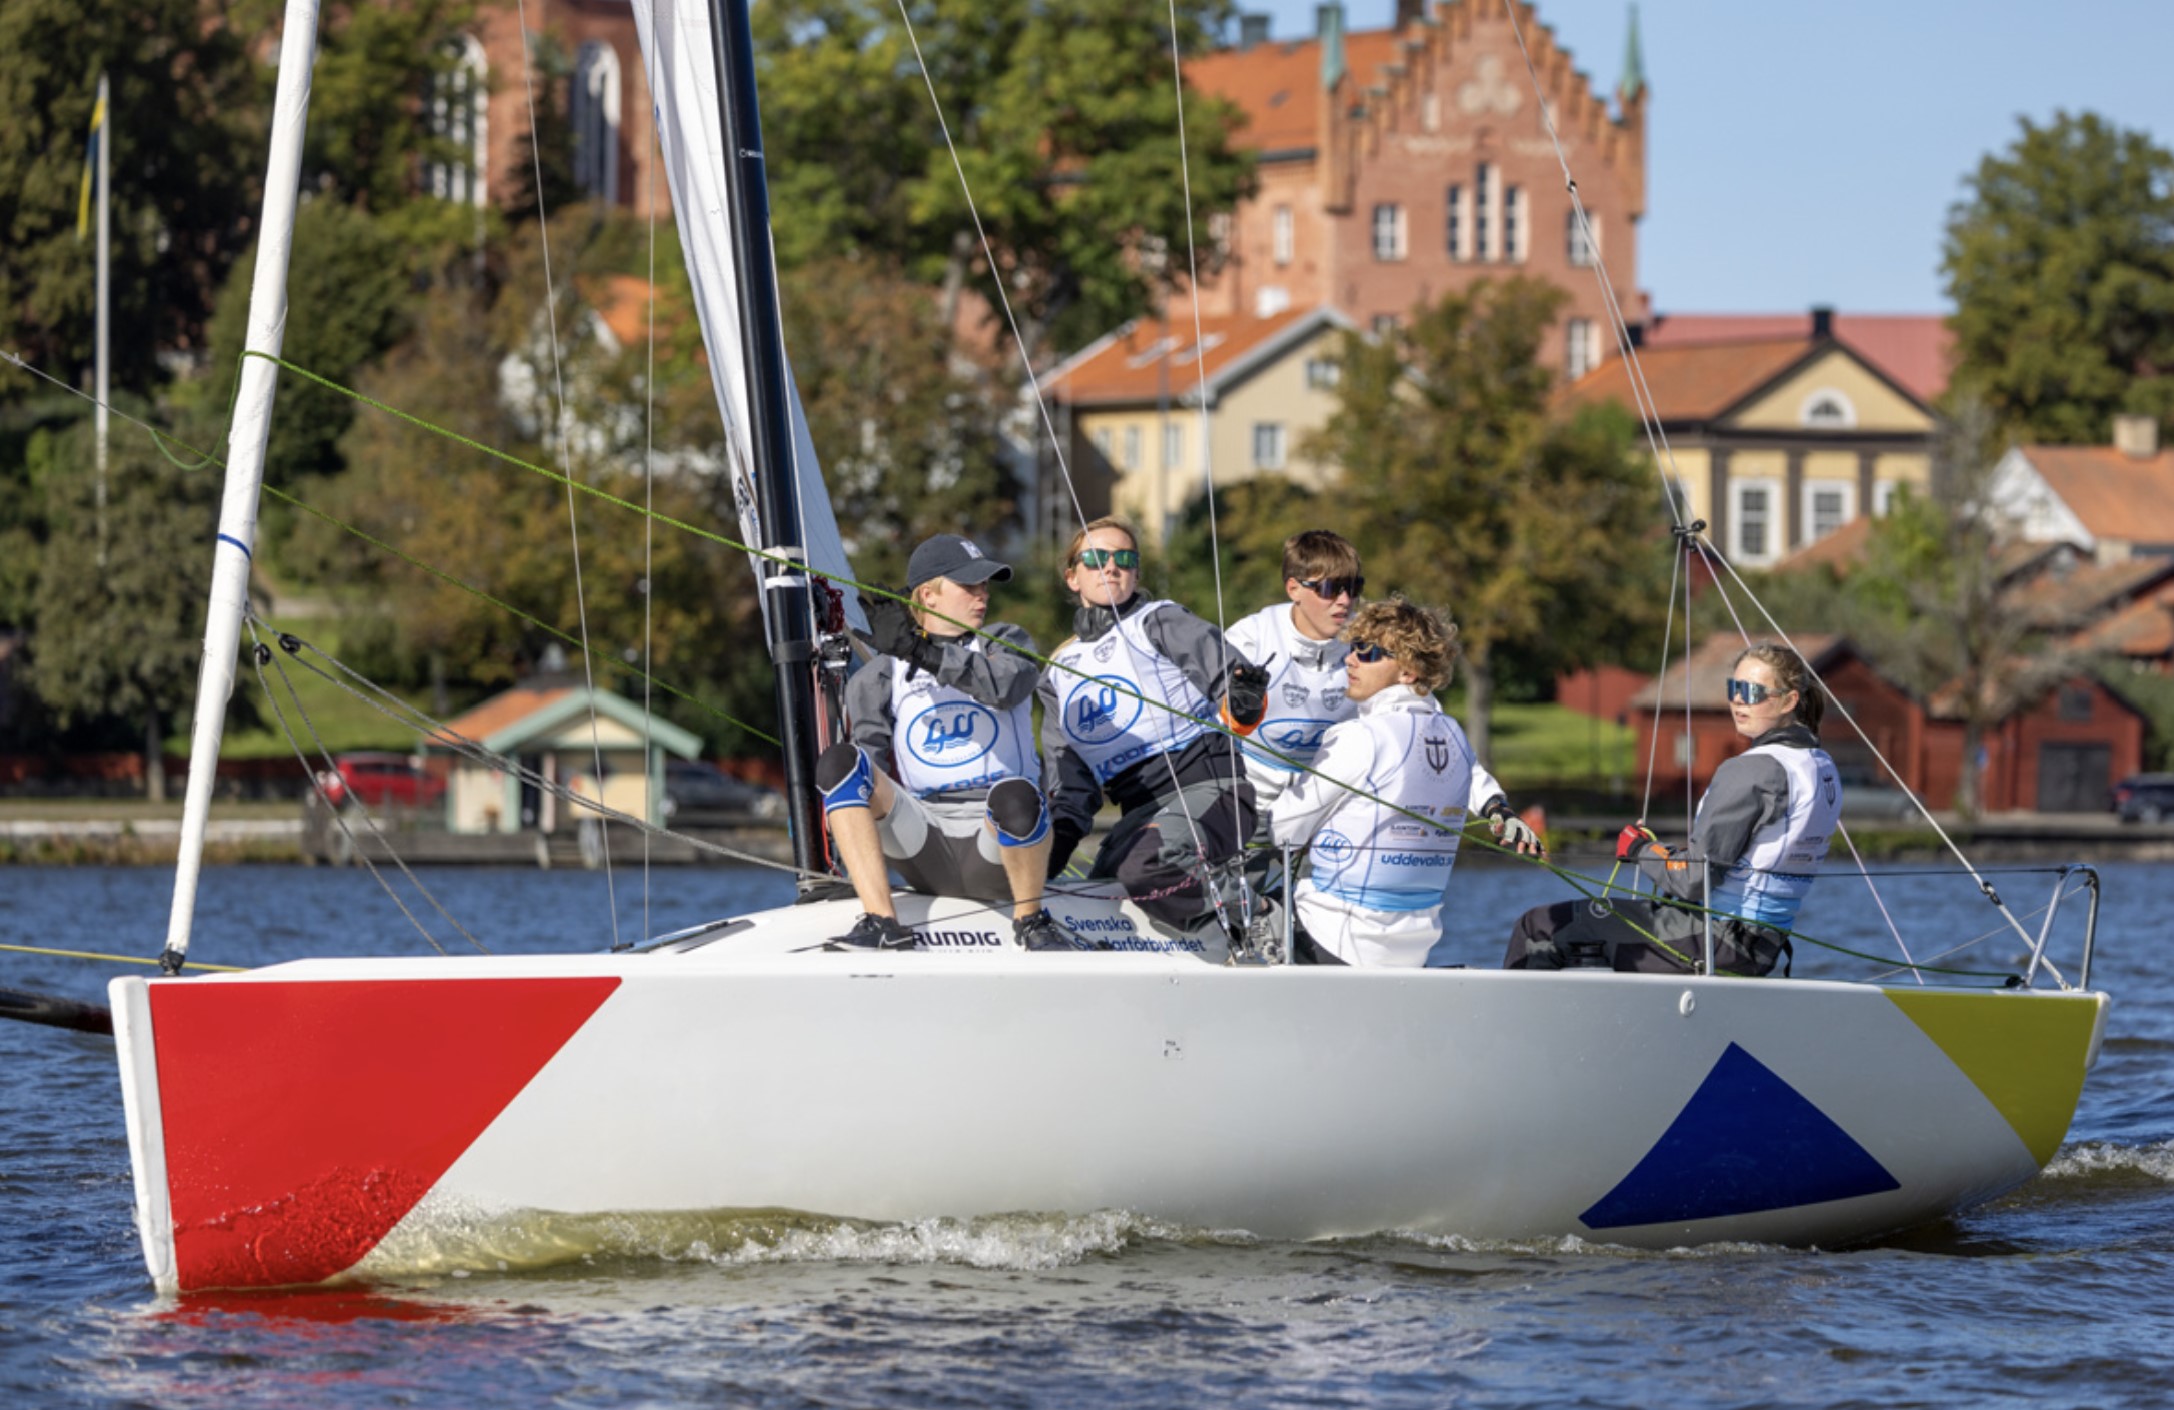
[1185,0,1649,381]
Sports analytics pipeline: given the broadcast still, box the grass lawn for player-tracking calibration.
[1447,695,1639,793]
[187,616,465,761]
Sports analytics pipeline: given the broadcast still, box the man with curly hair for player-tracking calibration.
[1268,597,1478,965]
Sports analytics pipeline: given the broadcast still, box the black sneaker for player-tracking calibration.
[1014,908,1083,952]
[824,913,917,951]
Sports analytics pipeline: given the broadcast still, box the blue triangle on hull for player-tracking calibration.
[1580,1041,1901,1231]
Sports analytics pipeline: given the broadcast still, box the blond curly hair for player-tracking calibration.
[1342,596,1459,693]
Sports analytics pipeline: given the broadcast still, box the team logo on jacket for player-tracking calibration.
[1257,717,1330,761]
[1093,635,1120,663]
[1280,680,1310,708]
[1321,687,1347,712]
[904,702,1000,768]
[1315,830,1354,865]
[1063,674,1142,744]
[1424,734,1451,773]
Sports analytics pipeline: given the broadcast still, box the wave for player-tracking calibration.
[2040,1139,2174,1185]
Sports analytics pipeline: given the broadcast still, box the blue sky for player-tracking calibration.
[1249,0,2174,315]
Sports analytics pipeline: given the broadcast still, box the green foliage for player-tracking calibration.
[294,0,479,215]
[197,200,412,502]
[1943,112,2174,442]
[758,0,1255,358]
[1304,276,1669,763]
[781,257,1017,591]
[500,30,582,227]
[1160,477,1327,626]
[23,424,255,791]
[0,0,255,396]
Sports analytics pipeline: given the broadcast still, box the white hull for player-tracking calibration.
[109,893,2106,1292]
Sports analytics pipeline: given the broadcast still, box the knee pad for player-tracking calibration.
[816,742,875,813]
[986,776,1049,848]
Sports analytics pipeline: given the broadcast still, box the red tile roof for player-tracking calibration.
[1769,516,1873,577]
[2016,445,2174,547]
[1643,313,1953,404]
[2014,556,2174,628]
[1560,336,1813,422]
[1187,29,1409,152]
[438,687,575,746]
[1045,305,1329,406]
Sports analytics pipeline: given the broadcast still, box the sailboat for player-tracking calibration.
[108,0,2110,1293]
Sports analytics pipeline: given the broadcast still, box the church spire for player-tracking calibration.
[1618,3,1646,102]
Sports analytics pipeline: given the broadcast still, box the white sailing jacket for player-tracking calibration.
[1225,603,1351,793]
[1270,684,1475,966]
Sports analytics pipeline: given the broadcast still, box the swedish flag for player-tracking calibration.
[77,84,107,241]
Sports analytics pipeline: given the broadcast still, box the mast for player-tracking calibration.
[162,0,322,968]
[94,70,110,573]
[708,0,828,880]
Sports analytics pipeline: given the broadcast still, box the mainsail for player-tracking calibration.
[630,0,863,635]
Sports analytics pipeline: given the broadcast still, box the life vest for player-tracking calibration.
[1046,599,1212,784]
[1706,742,1841,929]
[888,646,1037,798]
[1305,694,1473,914]
[1225,603,1351,774]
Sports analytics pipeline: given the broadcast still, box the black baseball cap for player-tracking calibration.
[907,534,1013,589]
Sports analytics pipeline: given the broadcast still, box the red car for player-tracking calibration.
[317,753,446,809]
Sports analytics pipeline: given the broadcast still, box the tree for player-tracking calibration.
[779,257,1016,591]
[295,0,480,216]
[757,0,1255,361]
[25,426,234,799]
[1305,277,1667,766]
[1944,112,2174,442]
[1845,399,2094,818]
[0,0,256,397]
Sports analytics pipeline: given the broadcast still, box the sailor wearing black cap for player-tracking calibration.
[816,534,1082,953]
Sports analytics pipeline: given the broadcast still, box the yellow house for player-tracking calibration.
[1044,306,1361,546]
[1562,311,1940,566]
[429,684,702,834]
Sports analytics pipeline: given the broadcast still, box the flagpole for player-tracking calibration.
[94,69,110,571]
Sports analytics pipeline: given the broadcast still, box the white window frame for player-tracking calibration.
[1252,422,1288,471]
[426,35,489,208]
[1091,427,1113,460]
[1446,184,1466,262]
[1304,357,1341,390]
[1567,210,1600,267]
[1122,425,1142,470]
[1162,421,1183,471]
[1804,478,1857,542]
[1272,205,1294,266]
[1873,479,1900,517]
[1474,163,1493,262]
[1565,317,1599,380]
[572,41,622,205]
[1733,480,1779,565]
[1371,203,1407,262]
[1799,389,1859,430]
[1504,184,1527,264]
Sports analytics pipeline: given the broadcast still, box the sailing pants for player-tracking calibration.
[1501,898,1787,977]
[1088,778,1255,928]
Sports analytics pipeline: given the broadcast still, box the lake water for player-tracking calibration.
[2,858,2169,1408]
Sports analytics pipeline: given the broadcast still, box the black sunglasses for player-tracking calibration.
[1296,575,1364,601]
[1077,547,1140,570]
[1348,640,1393,664]
[1726,677,1793,705]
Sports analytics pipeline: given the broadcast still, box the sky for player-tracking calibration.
[1251,0,2174,315]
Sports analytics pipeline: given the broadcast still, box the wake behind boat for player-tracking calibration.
[103,0,2113,1293]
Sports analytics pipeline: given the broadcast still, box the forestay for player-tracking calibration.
[630,0,864,632]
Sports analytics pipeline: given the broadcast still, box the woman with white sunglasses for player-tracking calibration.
[1501,643,1841,976]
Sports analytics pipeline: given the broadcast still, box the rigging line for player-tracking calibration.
[274,632,828,881]
[641,8,661,949]
[513,1,622,949]
[0,342,788,747]
[1638,533,1682,825]
[1692,543,2044,953]
[1164,0,1248,878]
[244,618,480,956]
[0,941,246,973]
[1869,886,2080,981]
[1496,5,1692,528]
[1835,817,1920,985]
[891,2,1234,937]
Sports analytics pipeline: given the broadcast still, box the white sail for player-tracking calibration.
[631,0,864,630]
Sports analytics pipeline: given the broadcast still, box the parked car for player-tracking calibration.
[2110,773,2174,823]
[316,752,445,810]
[1835,769,1921,822]
[662,760,784,822]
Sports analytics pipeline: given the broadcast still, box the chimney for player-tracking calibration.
[1239,12,1271,50]
[1396,0,1425,27]
[2114,413,2160,459]
[1809,305,1834,341]
[1626,322,1646,350]
[1318,4,1345,89]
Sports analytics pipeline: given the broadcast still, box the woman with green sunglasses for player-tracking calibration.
[1037,516,1272,929]
[1502,643,1842,975]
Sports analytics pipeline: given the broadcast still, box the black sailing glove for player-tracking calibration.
[1047,820,1086,880]
[860,593,943,677]
[1223,654,1274,733]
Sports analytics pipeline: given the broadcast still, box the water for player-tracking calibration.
[3,859,2170,1407]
